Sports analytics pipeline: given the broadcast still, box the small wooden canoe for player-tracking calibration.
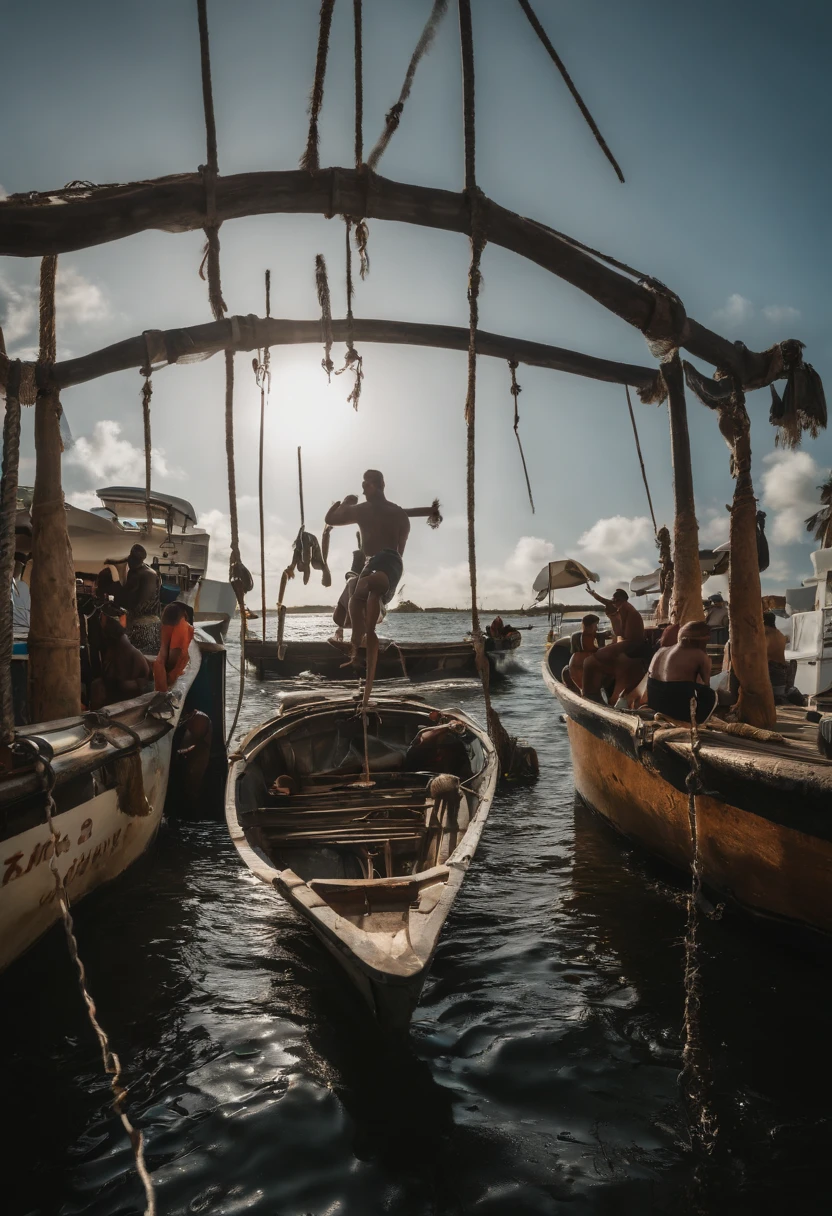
[225,693,498,1030]
[244,638,486,681]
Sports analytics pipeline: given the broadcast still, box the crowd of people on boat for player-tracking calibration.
[11,535,194,715]
[561,583,804,722]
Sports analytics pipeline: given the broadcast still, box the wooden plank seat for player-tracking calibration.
[264,823,425,846]
[308,866,450,911]
[249,804,428,826]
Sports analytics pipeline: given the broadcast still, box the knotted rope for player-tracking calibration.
[680,699,719,1162]
[253,270,272,639]
[515,0,624,183]
[0,359,22,743]
[507,360,535,512]
[367,0,450,171]
[139,359,153,536]
[35,750,156,1214]
[315,253,335,379]
[301,0,336,172]
[353,0,363,167]
[335,219,364,409]
[195,0,250,743]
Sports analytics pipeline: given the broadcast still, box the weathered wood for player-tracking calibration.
[662,353,703,625]
[28,257,81,722]
[0,363,22,742]
[0,169,804,388]
[11,316,658,393]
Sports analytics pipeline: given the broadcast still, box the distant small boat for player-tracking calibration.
[225,693,498,1029]
[244,638,513,681]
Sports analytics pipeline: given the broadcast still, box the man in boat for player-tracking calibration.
[582,586,652,704]
[154,601,195,691]
[646,620,716,723]
[89,605,154,709]
[108,544,162,654]
[763,611,789,699]
[325,472,410,699]
[563,613,600,692]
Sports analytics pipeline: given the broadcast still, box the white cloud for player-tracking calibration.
[574,514,655,587]
[65,419,182,490]
[197,504,294,599]
[698,507,730,547]
[713,293,754,327]
[762,304,801,326]
[401,535,555,608]
[0,264,110,353]
[760,449,825,544]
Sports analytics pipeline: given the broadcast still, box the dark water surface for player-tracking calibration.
[3,614,830,1215]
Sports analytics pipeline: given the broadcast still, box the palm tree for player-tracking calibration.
[805,475,832,548]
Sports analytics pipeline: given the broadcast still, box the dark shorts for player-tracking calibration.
[624,639,654,662]
[359,549,403,605]
[768,661,788,693]
[647,677,717,724]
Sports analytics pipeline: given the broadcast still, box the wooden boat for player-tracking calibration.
[244,637,506,682]
[0,631,226,971]
[225,692,498,1029]
[543,641,832,936]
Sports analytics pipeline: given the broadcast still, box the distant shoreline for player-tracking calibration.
[265,604,598,616]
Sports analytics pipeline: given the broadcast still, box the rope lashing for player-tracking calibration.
[253,270,272,640]
[335,219,364,409]
[0,360,22,743]
[301,0,336,172]
[515,0,625,184]
[625,384,658,535]
[367,0,450,172]
[315,254,335,379]
[507,360,535,512]
[34,750,156,1213]
[139,359,153,536]
[353,0,363,166]
[680,699,720,1160]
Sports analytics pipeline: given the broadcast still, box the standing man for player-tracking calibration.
[325,470,437,706]
[109,544,162,653]
[582,585,652,705]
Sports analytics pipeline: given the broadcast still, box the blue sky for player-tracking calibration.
[2,0,830,606]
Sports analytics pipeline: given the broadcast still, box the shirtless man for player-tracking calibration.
[89,609,153,709]
[647,620,716,723]
[582,586,651,704]
[764,611,788,697]
[564,613,600,692]
[325,470,411,704]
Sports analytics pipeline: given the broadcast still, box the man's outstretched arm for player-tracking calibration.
[325,495,360,527]
[586,585,614,611]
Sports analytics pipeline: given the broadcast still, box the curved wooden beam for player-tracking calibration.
[0,168,800,390]
[22,316,658,393]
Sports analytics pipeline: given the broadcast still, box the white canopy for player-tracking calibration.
[628,550,730,597]
[533,559,599,601]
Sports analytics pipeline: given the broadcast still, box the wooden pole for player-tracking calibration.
[28,256,81,721]
[0,361,22,742]
[662,353,703,626]
[727,403,776,729]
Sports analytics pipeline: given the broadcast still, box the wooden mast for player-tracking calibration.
[662,353,703,625]
[28,257,81,721]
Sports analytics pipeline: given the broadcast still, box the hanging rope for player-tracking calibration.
[625,384,658,535]
[253,270,272,640]
[507,360,535,512]
[515,0,625,184]
[0,360,22,744]
[301,0,336,172]
[335,219,364,408]
[680,700,719,1161]
[366,0,450,171]
[353,0,363,166]
[315,253,335,379]
[139,367,153,536]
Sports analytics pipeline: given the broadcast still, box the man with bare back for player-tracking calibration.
[325,470,411,704]
[581,585,653,704]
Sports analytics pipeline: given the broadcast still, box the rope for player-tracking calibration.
[335,219,364,409]
[680,699,719,1161]
[39,255,57,362]
[515,0,625,184]
[35,753,156,1213]
[297,446,305,529]
[0,360,22,743]
[254,270,272,640]
[625,384,658,534]
[367,0,450,172]
[507,360,535,512]
[315,254,334,380]
[140,364,153,536]
[301,0,336,172]
[353,0,363,166]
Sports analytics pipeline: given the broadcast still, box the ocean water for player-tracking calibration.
[2,612,830,1215]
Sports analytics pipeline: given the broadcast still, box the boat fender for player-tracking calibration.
[269,774,296,797]
[428,773,460,798]
[817,717,832,761]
